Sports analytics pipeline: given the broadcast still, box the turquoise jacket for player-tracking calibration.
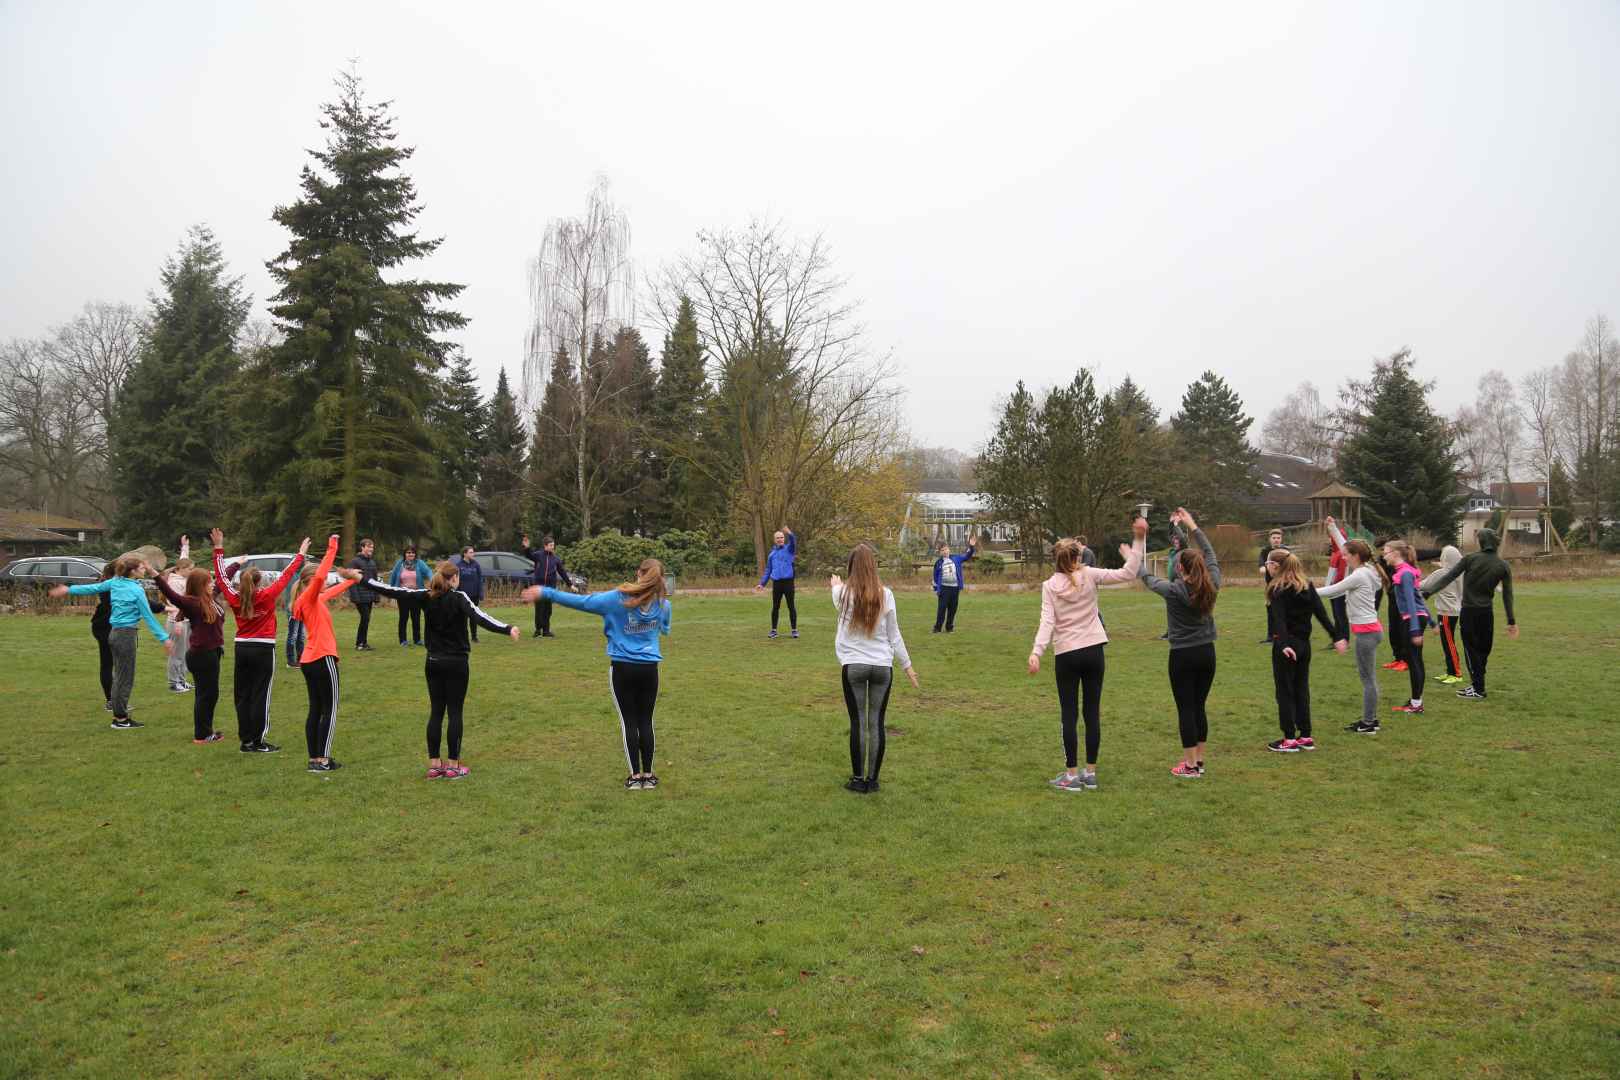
[68,577,169,642]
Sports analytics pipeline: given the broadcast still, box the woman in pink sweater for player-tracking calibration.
[1028,518,1147,791]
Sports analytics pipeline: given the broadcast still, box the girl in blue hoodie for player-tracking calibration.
[53,555,172,729]
[529,558,672,790]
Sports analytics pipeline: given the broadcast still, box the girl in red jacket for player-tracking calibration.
[212,528,309,753]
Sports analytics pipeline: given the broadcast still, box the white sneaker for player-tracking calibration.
[1049,771,1086,791]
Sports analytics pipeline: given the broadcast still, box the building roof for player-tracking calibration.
[1489,482,1548,507]
[0,513,77,543]
[907,492,992,514]
[1308,481,1364,500]
[2,509,107,531]
[1242,453,1326,525]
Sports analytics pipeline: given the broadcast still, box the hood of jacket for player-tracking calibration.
[1476,528,1499,551]
[1441,545,1462,569]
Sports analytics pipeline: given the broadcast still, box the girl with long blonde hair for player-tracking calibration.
[1027,517,1147,791]
[367,560,522,779]
[1263,549,1345,752]
[528,559,672,789]
[1316,521,1388,735]
[830,544,919,794]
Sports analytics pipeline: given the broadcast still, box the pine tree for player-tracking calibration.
[248,68,466,551]
[978,381,1046,564]
[1337,350,1462,540]
[477,367,526,546]
[650,295,715,531]
[430,349,487,546]
[111,225,249,544]
[596,326,655,534]
[1169,370,1259,522]
[530,345,581,541]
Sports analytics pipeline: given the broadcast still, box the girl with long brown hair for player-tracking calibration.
[529,559,672,789]
[366,560,522,779]
[830,544,919,793]
[212,529,308,753]
[1028,517,1147,792]
[1137,508,1221,777]
[1316,520,1388,735]
[1383,539,1431,714]
[153,559,231,744]
[1264,549,1346,752]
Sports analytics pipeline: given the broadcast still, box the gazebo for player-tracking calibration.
[1308,481,1365,533]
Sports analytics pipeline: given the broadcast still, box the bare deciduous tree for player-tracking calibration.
[524,178,638,534]
[1261,381,1335,463]
[1518,365,1561,482]
[1472,369,1522,487]
[652,220,901,571]
[0,337,106,518]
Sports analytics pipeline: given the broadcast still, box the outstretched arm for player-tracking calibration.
[457,590,515,636]
[543,587,620,615]
[1420,553,1468,597]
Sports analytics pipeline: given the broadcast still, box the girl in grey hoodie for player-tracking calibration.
[1422,546,1465,684]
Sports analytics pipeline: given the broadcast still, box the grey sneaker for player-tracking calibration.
[1080,770,1098,791]
[1049,771,1085,791]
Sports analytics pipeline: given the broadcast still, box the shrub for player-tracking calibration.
[558,531,671,583]
[656,530,717,577]
[975,551,1007,576]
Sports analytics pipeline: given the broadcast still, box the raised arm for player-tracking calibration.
[1189,527,1220,589]
[258,552,307,606]
[211,545,239,606]
[152,572,187,609]
[296,536,339,615]
[320,573,359,602]
[1326,518,1347,555]
[785,529,796,558]
[1090,539,1145,585]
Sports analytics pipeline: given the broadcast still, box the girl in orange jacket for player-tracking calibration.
[291,535,361,773]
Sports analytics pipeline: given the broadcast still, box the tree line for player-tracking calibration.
[0,71,909,574]
[1262,318,1620,548]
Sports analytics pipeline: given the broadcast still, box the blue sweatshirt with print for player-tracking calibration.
[541,587,670,663]
[68,577,169,642]
[758,531,796,587]
[932,544,977,592]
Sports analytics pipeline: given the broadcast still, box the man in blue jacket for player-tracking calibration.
[932,534,977,633]
[521,533,574,638]
[753,525,798,639]
[455,546,485,643]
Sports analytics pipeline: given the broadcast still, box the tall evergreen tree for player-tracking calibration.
[1169,370,1259,522]
[111,225,249,544]
[597,326,655,534]
[649,295,715,530]
[243,68,466,551]
[430,349,487,546]
[477,367,526,546]
[1337,350,1462,540]
[530,345,581,541]
[978,381,1046,565]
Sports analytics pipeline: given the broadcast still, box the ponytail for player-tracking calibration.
[238,568,261,621]
[427,560,458,598]
[618,558,668,609]
[1345,539,1390,590]
[1177,548,1218,616]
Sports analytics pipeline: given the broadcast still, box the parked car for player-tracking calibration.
[1,556,110,608]
[471,551,587,592]
[221,553,340,588]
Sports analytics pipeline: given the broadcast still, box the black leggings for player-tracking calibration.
[1168,643,1216,748]
[301,656,340,759]
[1054,644,1105,768]
[425,655,469,759]
[610,661,659,774]
[233,642,277,745]
[1406,631,1426,702]
[1271,639,1313,738]
[94,631,113,701]
[1330,596,1349,642]
[771,579,797,630]
[1386,592,1409,661]
[354,602,372,647]
[186,647,223,740]
[398,604,421,645]
[1461,605,1494,695]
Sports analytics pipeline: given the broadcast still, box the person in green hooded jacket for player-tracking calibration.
[1420,528,1519,700]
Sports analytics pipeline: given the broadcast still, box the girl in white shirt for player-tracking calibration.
[830,544,919,794]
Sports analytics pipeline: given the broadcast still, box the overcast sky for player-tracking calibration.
[3,1,1617,453]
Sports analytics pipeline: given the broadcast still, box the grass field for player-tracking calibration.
[2,581,1618,1078]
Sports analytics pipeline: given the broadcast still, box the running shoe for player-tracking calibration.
[1391,702,1424,715]
[443,765,466,780]
[641,774,659,789]
[427,765,446,779]
[1171,761,1201,778]
[1267,738,1300,753]
[170,682,191,694]
[844,777,869,793]
[1048,771,1084,791]
[1296,736,1316,751]
[1345,720,1379,735]
[192,732,224,745]
[866,778,881,792]
[307,759,343,773]
[110,718,143,730]
[625,775,643,790]
[1382,660,1409,671]
[1456,686,1487,700]
[1194,761,1205,774]
[932,627,942,634]
[240,741,280,753]
[790,629,799,639]
[768,630,778,640]
[1080,770,1098,791]
[1435,674,1461,684]
[103,701,113,712]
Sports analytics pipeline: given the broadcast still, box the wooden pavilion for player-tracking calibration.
[1307,481,1366,533]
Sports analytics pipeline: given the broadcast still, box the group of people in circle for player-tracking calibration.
[52,507,1518,794]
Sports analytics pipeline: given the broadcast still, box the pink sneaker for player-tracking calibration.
[1267,738,1300,753]
[444,764,469,778]
[1296,736,1316,751]
[426,765,446,779]
[1170,762,1201,778]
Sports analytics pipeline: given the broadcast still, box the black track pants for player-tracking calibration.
[610,661,659,774]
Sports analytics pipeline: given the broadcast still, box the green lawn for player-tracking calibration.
[2,582,1618,1078]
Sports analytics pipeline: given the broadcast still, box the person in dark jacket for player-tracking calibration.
[1263,549,1347,751]
[1138,509,1221,776]
[1420,527,1519,700]
[455,546,485,642]
[521,533,575,638]
[931,534,977,633]
[1258,528,1289,643]
[347,538,379,650]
